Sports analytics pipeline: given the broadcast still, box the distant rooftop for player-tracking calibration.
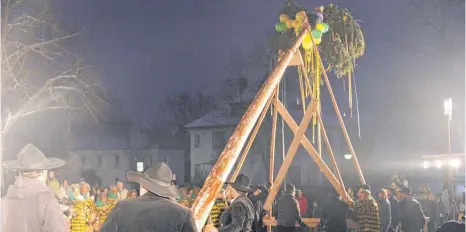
[185,105,242,129]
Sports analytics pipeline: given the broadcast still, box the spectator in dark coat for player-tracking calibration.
[397,186,426,232]
[219,174,256,232]
[100,162,196,232]
[436,220,465,232]
[377,189,391,232]
[276,184,308,232]
[1,144,68,232]
[319,189,349,232]
[384,185,400,232]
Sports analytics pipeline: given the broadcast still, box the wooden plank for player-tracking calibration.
[317,113,348,201]
[311,38,366,185]
[225,89,276,196]
[267,88,279,232]
[192,27,311,230]
[263,100,317,211]
[262,217,358,229]
[273,100,351,203]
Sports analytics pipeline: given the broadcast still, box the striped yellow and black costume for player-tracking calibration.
[349,197,380,232]
[71,199,95,232]
[210,199,228,228]
[95,201,110,228]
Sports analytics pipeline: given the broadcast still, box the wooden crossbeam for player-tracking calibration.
[317,113,348,201]
[267,88,279,232]
[262,217,358,229]
[271,100,351,204]
[263,99,317,211]
[192,27,311,230]
[225,88,276,196]
[311,37,365,185]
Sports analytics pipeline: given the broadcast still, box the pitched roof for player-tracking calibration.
[185,105,241,128]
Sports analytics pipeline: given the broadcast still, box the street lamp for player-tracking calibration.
[344,153,352,160]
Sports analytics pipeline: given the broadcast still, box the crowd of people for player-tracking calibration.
[2,143,465,232]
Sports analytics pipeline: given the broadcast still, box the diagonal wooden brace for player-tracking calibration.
[225,88,277,196]
[317,113,348,201]
[263,99,317,211]
[272,100,352,204]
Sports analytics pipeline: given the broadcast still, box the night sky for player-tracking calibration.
[55,0,464,153]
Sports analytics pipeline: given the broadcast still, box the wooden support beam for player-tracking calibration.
[264,100,317,211]
[225,89,276,196]
[191,27,310,230]
[317,113,348,201]
[311,38,366,185]
[267,88,279,232]
[272,100,351,204]
[262,217,358,229]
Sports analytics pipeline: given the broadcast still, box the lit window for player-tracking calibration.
[194,134,201,147]
[81,156,86,166]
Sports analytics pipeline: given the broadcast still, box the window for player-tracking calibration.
[114,155,120,168]
[212,131,226,150]
[194,134,201,147]
[97,156,102,167]
[80,156,86,166]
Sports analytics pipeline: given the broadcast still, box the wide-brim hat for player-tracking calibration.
[286,183,296,193]
[3,144,64,171]
[226,174,251,193]
[127,162,179,198]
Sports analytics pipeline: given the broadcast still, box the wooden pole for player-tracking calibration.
[317,113,348,200]
[267,88,279,232]
[225,89,276,196]
[264,100,317,211]
[271,100,351,204]
[191,27,310,230]
[311,42,366,185]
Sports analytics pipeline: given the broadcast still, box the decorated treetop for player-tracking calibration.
[270,1,365,78]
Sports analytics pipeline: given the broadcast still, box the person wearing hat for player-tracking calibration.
[276,184,308,232]
[1,143,68,232]
[349,189,380,232]
[319,188,349,232]
[397,186,427,232]
[377,189,392,232]
[383,186,400,232]
[218,173,255,232]
[99,162,196,232]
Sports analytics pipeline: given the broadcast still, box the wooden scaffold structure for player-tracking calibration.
[191,8,366,231]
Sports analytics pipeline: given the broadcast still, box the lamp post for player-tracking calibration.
[443,98,455,220]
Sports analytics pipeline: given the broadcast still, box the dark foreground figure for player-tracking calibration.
[1,144,67,232]
[100,162,197,232]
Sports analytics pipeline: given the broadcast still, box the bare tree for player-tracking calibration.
[154,91,218,146]
[1,0,107,139]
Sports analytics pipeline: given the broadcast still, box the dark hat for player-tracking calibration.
[400,186,412,195]
[358,184,371,191]
[127,162,179,198]
[437,220,465,232]
[3,144,65,171]
[226,174,251,193]
[286,184,296,193]
[383,186,395,192]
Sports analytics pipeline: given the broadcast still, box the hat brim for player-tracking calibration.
[3,157,65,171]
[127,171,179,198]
[227,182,251,193]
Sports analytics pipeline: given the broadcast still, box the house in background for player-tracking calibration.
[185,76,349,187]
[63,149,185,187]
[186,101,269,185]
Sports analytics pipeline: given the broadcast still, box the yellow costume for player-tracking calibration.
[71,199,94,232]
